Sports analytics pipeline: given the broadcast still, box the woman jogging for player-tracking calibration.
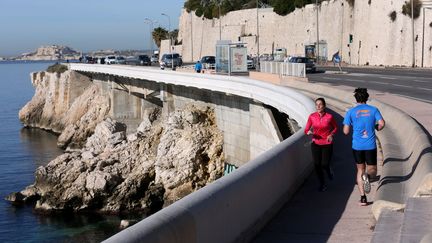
[304,97,338,192]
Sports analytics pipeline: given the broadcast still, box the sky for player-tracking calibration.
[0,0,184,57]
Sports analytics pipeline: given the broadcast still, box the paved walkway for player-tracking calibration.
[252,84,432,243]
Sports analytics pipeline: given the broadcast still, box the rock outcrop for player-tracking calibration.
[18,45,80,61]
[19,70,110,149]
[8,105,224,214]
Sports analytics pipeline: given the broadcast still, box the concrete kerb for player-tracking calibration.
[274,78,432,221]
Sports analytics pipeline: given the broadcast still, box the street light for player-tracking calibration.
[256,0,260,70]
[161,13,173,70]
[411,0,415,67]
[316,0,320,65]
[421,7,432,67]
[144,18,158,56]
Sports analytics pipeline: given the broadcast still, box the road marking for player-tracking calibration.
[322,77,339,80]
[391,83,412,88]
[413,79,428,83]
[379,76,396,80]
[369,81,389,85]
[417,87,432,91]
[345,79,364,82]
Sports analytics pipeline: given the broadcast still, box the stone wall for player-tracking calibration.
[175,0,432,67]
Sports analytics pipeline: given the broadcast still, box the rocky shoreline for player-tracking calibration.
[7,68,225,216]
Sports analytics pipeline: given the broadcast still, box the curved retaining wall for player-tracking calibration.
[276,78,432,220]
[68,64,316,243]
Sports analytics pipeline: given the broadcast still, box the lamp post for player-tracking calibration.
[218,0,222,40]
[144,18,157,56]
[256,0,260,70]
[421,7,432,67]
[411,0,415,67]
[316,0,320,65]
[161,13,173,70]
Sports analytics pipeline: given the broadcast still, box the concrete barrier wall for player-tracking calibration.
[104,130,312,243]
[273,78,432,220]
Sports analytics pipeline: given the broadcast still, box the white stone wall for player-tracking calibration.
[176,0,432,67]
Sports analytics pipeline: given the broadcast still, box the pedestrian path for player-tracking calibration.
[253,105,377,243]
[252,83,432,243]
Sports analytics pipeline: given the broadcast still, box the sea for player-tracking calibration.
[0,61,125,242]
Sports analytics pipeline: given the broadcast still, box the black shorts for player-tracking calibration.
[352,149,377,165]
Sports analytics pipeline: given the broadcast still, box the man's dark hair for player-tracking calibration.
[315,97,326,107]
[354,88,369,103]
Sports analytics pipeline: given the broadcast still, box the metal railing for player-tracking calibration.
[260,61,306,78]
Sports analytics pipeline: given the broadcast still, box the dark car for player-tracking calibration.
[138,55,151,66]
[200,56,215,69]
[289,56,316,72]
[160,53,183,69]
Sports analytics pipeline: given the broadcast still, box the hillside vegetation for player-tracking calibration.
[184,0,329,18]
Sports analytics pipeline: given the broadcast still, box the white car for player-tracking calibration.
[105,56,117,64]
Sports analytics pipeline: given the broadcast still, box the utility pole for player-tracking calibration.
[256,0,260,70]
[219,0,222,40]
[161,13,173,70]
[144,18,157,56]
[316,0,320,65]
[411,0,415,67]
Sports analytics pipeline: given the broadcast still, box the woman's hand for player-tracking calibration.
[307,130,313,135]
[327,134,333,142]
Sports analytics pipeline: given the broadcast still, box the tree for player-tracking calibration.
[152,27,169,48]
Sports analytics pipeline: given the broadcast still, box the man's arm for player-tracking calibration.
[376,119,385,131]
[343,125,350,135]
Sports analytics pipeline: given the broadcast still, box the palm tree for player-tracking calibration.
[152,27,169,48]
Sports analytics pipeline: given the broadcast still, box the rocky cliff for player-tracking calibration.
[9,69,224,214]
[19,70,110,149]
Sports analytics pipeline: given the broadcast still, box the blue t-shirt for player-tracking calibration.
[343,104,383,150]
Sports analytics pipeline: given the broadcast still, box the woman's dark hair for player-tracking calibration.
[354,88,369,103]
[315,97,326,107]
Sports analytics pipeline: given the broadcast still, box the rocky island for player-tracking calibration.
[16,45,81,61]
[7,65,225,215]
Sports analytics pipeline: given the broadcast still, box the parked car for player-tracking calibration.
[247,55,255,69]
[151,54,159,63]
[200,56,215,69]
[116,56,126,64]
[160,53,183,69]
[288,56,316,73]
[135,55,151,66]
[105,56,117,64]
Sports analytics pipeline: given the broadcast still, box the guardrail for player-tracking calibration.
[260,61,306,78]
[69,63,313,127]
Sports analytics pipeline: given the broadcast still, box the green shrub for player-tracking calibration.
[46,63,68,74]
[402,0,422,19]
[389,10,397,22]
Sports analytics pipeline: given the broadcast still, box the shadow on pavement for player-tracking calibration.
[252,109,358,243]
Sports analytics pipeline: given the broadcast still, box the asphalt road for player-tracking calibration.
[308,66,432,104]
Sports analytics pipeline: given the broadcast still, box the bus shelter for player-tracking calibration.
[216,41,248,75]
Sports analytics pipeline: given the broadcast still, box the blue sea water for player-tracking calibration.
[0,61,123,242]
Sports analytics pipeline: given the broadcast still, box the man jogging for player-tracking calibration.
[343,88,385,206]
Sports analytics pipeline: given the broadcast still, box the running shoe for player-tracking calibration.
[359,195,368,206]
[362,173,371,194]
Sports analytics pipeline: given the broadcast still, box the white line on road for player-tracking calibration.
[322,77,340,80]
[417,87,432,91]
[379,76,397,80]
[413,79,428,83]
[391,83,412,88]
[345,79,364,82]
[369,81,389,85]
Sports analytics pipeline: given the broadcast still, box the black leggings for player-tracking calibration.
[311,143,333,185]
